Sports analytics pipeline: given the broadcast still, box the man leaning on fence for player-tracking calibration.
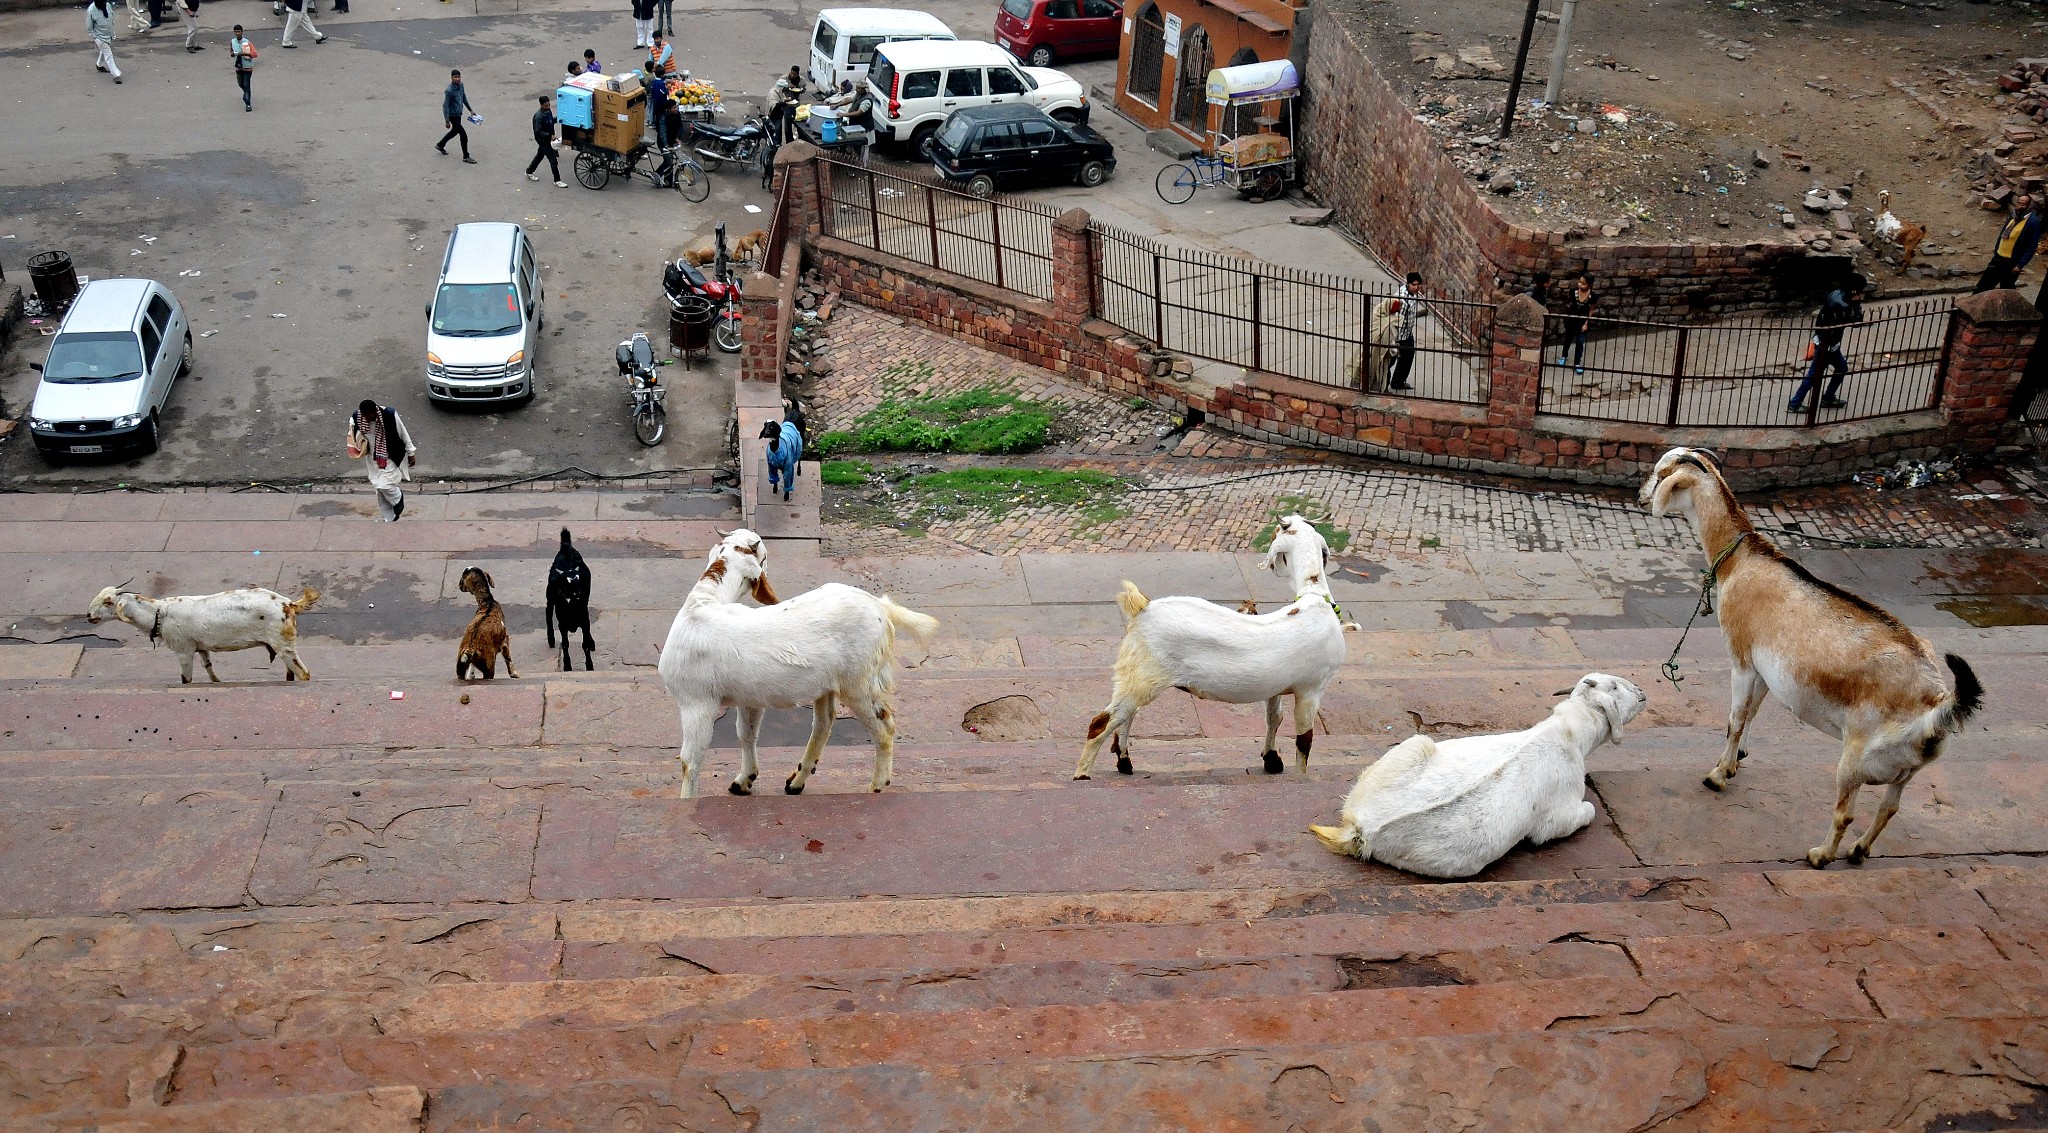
[1788,275,1867,414]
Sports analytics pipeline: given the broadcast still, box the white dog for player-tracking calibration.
[1310,673,1647,878]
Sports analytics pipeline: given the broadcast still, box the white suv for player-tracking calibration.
[28,278,189,463]
[864,39,1087,157]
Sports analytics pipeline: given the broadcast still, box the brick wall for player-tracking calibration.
[1296,12,1851,320]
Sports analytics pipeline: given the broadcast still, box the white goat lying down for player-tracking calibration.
[1075,516,1347,780]
[87,584,320,683]
[658,530,941,799]
[1311,674,1647,878]
[1642,448,1984,868]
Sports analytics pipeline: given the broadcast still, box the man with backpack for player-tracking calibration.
[1788,275,1867,414]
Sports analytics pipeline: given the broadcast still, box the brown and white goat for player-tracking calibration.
[88,584,319,683]
[1641,448,1983,868]
[456,567,519,680]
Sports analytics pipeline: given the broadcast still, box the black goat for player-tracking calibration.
[544,527,595,671]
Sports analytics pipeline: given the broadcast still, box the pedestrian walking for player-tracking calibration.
[582,48,601,74]
[1976,195,2044,293]
[346,400,417,521]
[655,0,674,38]
[86,0,122,83]
[1787,275,1866,414]
[146,0,164,31]
[279,0,324,48]
[331,0,347,17]
[229,24,257,109]
[174,0,200,50]
[1556,273,1596,376]
[630,0,655,49]
[526,94,566,187]
[1387,271,1427,391]
[769,65,804,144]
[437,69,478,163]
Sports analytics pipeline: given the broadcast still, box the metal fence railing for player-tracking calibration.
[762,170,794,278]
[1092,226,1492,404]
[1535,296,1958,428]
[821,158,1056,299]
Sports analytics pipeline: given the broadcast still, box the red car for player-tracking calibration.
[994,0,1122,68]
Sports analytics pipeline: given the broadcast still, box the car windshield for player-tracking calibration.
[935,116,974,152]
[432,283,522,336]
[1000,0,1032,19]
[869,55,896,96]
[41,331,144,384]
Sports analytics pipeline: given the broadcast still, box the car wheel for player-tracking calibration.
[177,330,193,378]
[137,413,160,456]
[1028,44,1053,67]
[909,124,939,159]
[967,174,997,198]
[1077,160,1108,187]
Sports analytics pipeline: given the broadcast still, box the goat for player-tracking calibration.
[1310,674,1646,878]
[1874,190,1927,274]
[544,527,596,671]
[760,419,802,502]
[455,567,519,680]
[658,529,940,799]
[1074,516,1347,780]
[1641,447,1983,868]
[87,584,318,683]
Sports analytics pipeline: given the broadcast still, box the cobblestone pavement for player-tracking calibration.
[816,304,2048,558]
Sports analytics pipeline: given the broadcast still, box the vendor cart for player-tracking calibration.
[1154,60,1299,205]
[557,71,710,202]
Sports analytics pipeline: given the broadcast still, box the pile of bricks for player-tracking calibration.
[1980,58,2048,202]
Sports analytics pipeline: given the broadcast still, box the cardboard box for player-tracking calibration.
[1219,133,1292,167]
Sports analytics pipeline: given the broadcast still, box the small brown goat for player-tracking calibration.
[456,567,518,680]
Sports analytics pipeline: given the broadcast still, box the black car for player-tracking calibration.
[928,103,1115,197]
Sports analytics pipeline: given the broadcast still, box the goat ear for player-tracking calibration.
[1649,470,1688,518]
[750,573,780,605]
[1595,683,1627,745]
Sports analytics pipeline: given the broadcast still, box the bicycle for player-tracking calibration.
[1155,153,1289,205]
[570,139,710,203]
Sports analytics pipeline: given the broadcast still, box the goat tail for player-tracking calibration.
[1942,653,1984,730]
[880,598,940,648]
[1116,580,1150,623]
[291,587,321,614]
[1309,821,1365,859]
[560,527,575,548]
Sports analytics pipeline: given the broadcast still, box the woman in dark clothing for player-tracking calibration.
[1557,274,1595,376]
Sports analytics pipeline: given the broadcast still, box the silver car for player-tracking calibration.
[28,278,190,462]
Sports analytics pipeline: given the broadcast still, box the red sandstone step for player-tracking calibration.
[17,1085,423,1133]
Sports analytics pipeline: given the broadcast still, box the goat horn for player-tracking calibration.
[115,576,135,591]
[715,528,730,537]
[1551,688,1573,696]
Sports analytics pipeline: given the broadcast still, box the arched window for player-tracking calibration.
[1227,46,1259,67]
[1171,23,1212,132]
[1126,3,1165,108]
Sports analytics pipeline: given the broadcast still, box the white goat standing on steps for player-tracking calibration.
[658,530,941,799]
[87,584,320,684]
[1075,516,1348,779]
[1640,447,1984,869]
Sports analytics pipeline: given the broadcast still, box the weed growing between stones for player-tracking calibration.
[821,460,873,486]
[815,374,1055,456]
[824,464,1131,534]
[1252,494,1354,553]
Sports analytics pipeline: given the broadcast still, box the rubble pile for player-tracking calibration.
[1977,57,2048,205]
[784,270,841,385]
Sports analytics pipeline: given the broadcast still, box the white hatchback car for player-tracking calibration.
[28,278,189,463]
[864,39,1087,157]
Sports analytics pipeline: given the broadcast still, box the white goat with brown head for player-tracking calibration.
[87,584,319,683]
[658,530,940,799]
[1641,447,1983,868]
[1075,516,1348,779]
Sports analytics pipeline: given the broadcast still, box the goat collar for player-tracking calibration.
[1295,593,1343,622]
[148,605,162,643]
[1706,530,1752,579]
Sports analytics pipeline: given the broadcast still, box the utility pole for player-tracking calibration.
[1543,0,1579,106]
[1500,0,1543,138]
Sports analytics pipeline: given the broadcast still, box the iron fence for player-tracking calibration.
[762,170,794,278]
[1092,226,1492,404]
[821,158,1056,298]
[1535,296,1958,428]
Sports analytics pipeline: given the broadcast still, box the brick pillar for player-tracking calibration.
[1943,288,2040,446]
[1486,293,1545,430]
[739,272,782,387]
[773,141,825,236]
[1050,207,1093,326]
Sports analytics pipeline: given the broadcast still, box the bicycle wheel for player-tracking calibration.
[633,401,666,447]
[573,151,609,190]
[674,159,710,203]
[713,311,742,353]
[1155,163,1198,205]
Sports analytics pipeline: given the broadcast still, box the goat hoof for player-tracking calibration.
[285,670,295,681]
[728,781,751,796]
[1846,844,1869,865]
[1073,772,1090,781]
[1262,751,1284,775]
[1115,755,1133,775]
[1702,775,1724,792]
[784,778,805,796]
[1736,748,1748,761]
[1805,847,1832,869]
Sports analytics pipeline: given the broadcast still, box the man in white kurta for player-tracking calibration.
[346,400,417,521]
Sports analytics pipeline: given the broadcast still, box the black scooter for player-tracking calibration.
[688,115,767,173]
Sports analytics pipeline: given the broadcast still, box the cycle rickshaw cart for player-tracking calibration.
[557,70,711,202]
[1155,60,1299,205]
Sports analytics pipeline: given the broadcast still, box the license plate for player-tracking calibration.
[70,445,103,454]
[997,35,1011,48]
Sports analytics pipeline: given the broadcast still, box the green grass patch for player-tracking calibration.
[820,460,872,486]
[1252,494,1354,554]
[814,377,1055,457]
[902,467,1127,521]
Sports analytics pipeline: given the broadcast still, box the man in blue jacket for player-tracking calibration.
[1788,275,1866,414]
[1976,195,2044,293]
[437,69,477,163]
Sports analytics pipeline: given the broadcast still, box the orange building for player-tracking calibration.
[1112,0,1302,147]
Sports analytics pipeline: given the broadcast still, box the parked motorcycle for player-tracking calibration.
[688,115,768,173]
[663,223,744,354]
[616,331,666,446]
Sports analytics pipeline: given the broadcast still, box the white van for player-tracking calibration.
[808,8,954,93]
[424,222,543,406]
[27,278,189,462]
[865,39,1087,156]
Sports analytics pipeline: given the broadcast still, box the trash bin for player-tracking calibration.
[669,293,715,361]
[27,250,78,315]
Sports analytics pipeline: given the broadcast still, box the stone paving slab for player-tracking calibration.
[0,802,271,917]
[0,685,543,752]
[248,790,543,908]
[1019,552,1255,606]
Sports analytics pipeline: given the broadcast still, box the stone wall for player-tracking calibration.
[1295,10,1851,320]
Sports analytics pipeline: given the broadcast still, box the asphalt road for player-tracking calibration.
[0,0,1385,487]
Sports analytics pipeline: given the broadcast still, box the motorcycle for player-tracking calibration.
[688,115,768,173]
[663,222,744,354]
[616,331,666,446]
